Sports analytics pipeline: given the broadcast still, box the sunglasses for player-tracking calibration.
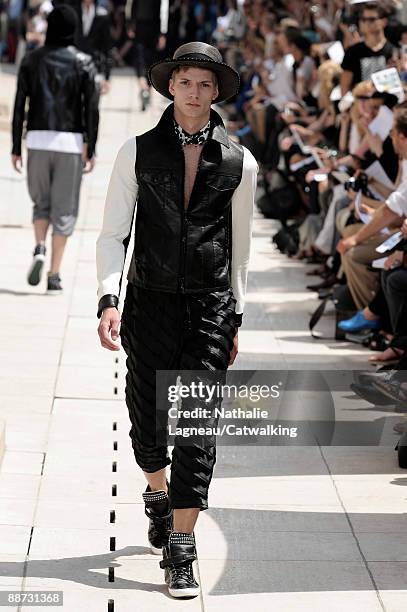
[359,16,380,23]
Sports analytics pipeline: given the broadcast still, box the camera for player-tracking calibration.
[344,173,369,195]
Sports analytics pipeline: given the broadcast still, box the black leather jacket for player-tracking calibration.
[76,9,112,80]
[12,45,99,157]
[97,104,244,317]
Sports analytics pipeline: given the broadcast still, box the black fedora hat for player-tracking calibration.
[148,42,240,103]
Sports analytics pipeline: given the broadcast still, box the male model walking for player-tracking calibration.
[11,5,99,294]
[77,0,112,94]
[129,0,169,110]
[96,42,257,598]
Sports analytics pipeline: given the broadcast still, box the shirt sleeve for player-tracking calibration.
[160,0,169,34]
[96,137,138,302]
[341,46,355,73]
[296,56,314,81]
[231,145,258,316]
[386,179,407,217]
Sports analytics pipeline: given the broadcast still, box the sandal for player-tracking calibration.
[368,346,403,364]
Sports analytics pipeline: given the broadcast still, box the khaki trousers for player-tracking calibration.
[340,223,383,310]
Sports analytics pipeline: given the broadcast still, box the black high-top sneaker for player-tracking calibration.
[159,531,200,598]
[140,88,151,111]
[27,243,46,286]
[46,272,63,295]
[142,485,173,555]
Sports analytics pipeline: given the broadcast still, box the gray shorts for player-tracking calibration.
[27,149,83,236]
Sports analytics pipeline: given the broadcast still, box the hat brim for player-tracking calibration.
[148,58,240,103]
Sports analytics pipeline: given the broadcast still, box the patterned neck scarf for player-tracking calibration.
[174,118,211,146]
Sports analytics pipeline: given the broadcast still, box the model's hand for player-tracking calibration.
[82,145,95,173]
[83,157,95,173]
[100,80,111,95]
[12,154,22,173]
[228,328,238,366]
[98,307,121,351]
[337,235,358,255]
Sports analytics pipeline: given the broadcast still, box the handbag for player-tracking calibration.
[258,169,303,221]
[272,223,300,256]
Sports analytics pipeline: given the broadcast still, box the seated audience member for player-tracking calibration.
[337,103,407,324]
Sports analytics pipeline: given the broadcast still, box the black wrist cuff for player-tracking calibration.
[97,294,119,319]
[234,312,243,328]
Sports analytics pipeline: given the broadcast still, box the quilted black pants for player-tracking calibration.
[119,282,237,510]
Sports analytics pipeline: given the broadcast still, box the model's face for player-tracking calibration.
[169,67,219,119]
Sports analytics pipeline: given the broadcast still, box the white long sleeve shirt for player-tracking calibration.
[386,159,407,217]
[96,137,258,315]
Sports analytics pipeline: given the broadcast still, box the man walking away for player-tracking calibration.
[11,5,99,294]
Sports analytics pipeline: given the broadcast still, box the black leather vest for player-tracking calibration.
[126,103,244,293]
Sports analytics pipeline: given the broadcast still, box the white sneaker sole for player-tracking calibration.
[27,254,45,286]
[46,289,63,295]
[168,585,200,598]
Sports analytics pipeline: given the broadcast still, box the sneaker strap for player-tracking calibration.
[142,489,168,504]
[159,552,197,569]
[169,531,195,545]
[144,507,173,520]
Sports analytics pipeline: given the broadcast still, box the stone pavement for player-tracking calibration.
[0,67,406,612]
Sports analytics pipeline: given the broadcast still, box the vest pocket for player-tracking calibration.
[206,174,241,191]
[138,170,172,207]
[138,171,172,184]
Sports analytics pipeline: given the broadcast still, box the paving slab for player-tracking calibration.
[0,451,44,475]
[201,505,350,533]
[0,414,51,452]
[0,498,37,527]
[365,562,407,612]
[38,472,146,502]
[0,555,27,591]
[21,576,201,612]
[33,500,142,531]
[0,418,5,468]
[55,365,125,400]
[202,591,382,612]
[198,560,380,606]
[0,525,31,555]
[209,475,342,508]
[0,473,41,499]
